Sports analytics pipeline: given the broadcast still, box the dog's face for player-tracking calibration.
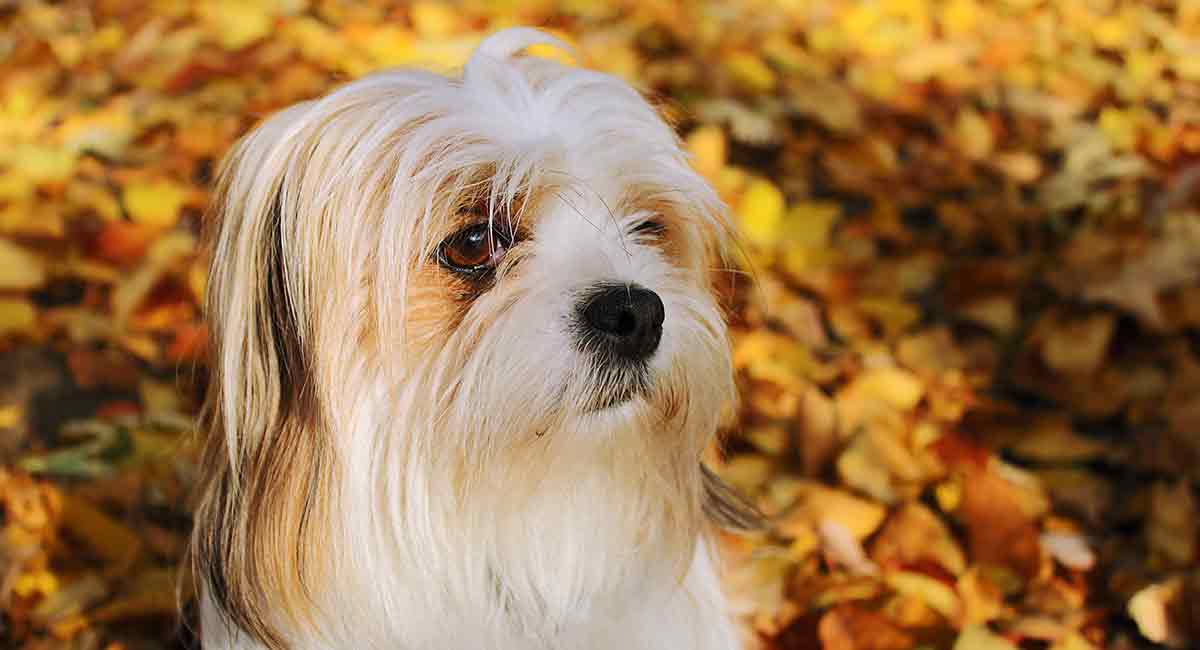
[195,30,740,646]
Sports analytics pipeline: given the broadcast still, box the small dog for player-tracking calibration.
[192,27,756,650]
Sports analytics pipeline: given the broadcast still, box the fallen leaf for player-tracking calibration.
[122,180,189,230]
[1038,312,1115,375]
[59,493,142,571]
[0,299,37,336]
[1128,577,1189,648]
[817,604,914,650]
[819,519,879,576]
[1147,481,1197,567]
[1039,532,1096,571]
[885,570,962,622]
[738,179,786,246]
[957,568,1010,627]
[0,239,47,290]
[958,469,1043,578]
[954,624,1018,650]
[775,480,888,541]
[871,502,967,576]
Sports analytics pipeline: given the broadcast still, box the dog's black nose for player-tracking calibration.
[579,284,665,361]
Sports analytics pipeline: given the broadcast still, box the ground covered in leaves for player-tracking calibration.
[0,1,1198,649]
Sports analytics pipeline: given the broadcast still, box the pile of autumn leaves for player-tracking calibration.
[1,1,1198,648]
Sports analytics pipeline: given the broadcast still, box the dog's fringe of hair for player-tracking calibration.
[702,464,765,532]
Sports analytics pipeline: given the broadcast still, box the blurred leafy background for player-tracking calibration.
[1,1,1199,648]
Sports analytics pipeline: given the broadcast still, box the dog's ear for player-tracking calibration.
[191,104,333,649]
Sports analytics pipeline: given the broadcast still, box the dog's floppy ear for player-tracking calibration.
[191,104,333,649]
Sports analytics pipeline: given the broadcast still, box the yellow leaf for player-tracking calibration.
[686,125,726,180]
[0,404,20,428]
[941,0,980,37]
[958,568,1009,626]
[783,201,841,248]
[1051,634,1100,650]
[935,478,963,512]
[955,109,994,160]
[92,24,125,53]
[13,569,58,598]
[787,521,820,560]
[990,152,1043,183]
[737,179,785,245]
[0,239,46,290]
[525,30,578,66]
[188,260,207,302]
[954,624,1018,650]
[896,43,972,82]
[837,433,901,503]
[886,570,961,621]
[746,426,789,456]
[198,1,275,50]
[284,17,344,69]
[720,454,773,495]
[58,101,135,159]
[1098,107,1137,151]
[140,378,181,414]
[14,144,77,184]
[0,299,36,336]
[776,480,887,540]
[123,180,188,230]
[724,51,776,93]
[1091,15,1129,50]
[1128,577,1187,647]
[49,35,85,67]
[872,503,967,576]
[361,26,418,68]
[847,366,925,411]
[857,298,922,339]
[410,2,463,38]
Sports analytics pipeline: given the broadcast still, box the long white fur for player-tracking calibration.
[200,28,741,650]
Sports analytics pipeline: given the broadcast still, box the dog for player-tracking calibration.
[192,27,756,650]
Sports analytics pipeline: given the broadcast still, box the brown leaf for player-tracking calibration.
[871,502,966,576]
[817,604,914,650]
[958,469,1043,578]
[59,493,142,574]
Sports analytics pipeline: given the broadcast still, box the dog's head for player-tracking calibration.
[194,28,749,646]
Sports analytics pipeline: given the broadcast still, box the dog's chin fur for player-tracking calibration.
[192,27,755,650]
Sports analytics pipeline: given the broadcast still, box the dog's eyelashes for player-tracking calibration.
[630,218,666,236]
[438,221,513,275]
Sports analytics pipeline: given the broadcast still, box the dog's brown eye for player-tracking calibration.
[438,222,511,274]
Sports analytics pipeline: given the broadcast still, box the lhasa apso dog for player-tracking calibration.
[192,27,756,650]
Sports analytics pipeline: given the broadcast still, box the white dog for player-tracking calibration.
[192,27,756,650]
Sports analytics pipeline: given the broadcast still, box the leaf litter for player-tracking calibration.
[0,1,1198,648]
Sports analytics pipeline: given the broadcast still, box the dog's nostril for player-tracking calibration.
[580,284,665,360]
[615,311,637,337]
